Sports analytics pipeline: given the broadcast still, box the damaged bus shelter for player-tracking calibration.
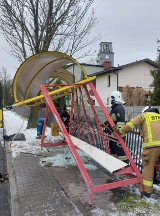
[12,51,143,204]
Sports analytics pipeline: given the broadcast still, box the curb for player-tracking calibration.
[5,141,23,216]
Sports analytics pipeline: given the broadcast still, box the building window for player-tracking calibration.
[107,75,110,87]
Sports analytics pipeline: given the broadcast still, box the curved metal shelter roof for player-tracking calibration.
[13,51,89,103]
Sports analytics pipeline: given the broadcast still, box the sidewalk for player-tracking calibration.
[6,140,118,216]
[6,144,89,216]
[0,128,10,216]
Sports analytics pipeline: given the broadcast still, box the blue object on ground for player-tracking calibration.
[37,118,44,136]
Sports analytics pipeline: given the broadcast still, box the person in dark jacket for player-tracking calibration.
[60,109,70,132]
[107,91,127,162]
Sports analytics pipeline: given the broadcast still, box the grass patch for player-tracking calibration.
[112,188,160,215]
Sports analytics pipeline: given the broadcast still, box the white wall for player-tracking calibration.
[67,62,155,108]
[118,63,153,91]
[94,73,117,106]
[94,62,155,107]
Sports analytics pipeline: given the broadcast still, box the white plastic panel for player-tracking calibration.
[70,135,128,173]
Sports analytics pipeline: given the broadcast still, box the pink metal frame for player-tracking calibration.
[40,82,143,204]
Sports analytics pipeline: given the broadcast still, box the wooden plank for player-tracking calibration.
[70,135,128,173]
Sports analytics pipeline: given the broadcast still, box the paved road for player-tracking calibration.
[0,138,11,216]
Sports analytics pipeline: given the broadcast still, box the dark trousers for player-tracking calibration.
[109,137,126,157]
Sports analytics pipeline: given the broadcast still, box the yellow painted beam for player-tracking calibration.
[13,76,96,107]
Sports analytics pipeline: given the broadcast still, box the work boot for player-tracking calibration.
[141,192,157,199]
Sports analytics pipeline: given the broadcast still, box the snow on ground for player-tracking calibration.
[3,109,57,157]
[3,109,97,170]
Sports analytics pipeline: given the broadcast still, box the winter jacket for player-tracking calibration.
[110,103,125,125]
[60,111,70,127]
[122,112,160,148]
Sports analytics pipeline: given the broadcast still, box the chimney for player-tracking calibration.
[102,60,112,70]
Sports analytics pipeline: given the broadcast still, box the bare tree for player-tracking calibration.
[0,0,98,63]
[0,0,98,128]
[123,85,133,106]
[132,87,145,106]
[122,85,145,106]
[0,67,14,107]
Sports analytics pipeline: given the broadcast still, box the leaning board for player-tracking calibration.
[70,135,128,173]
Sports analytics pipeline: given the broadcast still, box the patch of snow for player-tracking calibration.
[128,185,141,196]
[91,208,106,216]
[3,110,62,157]
[3,110,98,171]
[153,184,160,192]
[91,203,119,216]
[141,196,158,204]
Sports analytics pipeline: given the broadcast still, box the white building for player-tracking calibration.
[90,58,157,106]
[66,42,158,107]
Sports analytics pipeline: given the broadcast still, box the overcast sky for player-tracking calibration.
[0,0,160,77]
[86,0,160,65]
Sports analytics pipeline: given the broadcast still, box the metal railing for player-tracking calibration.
[71,122,143,172]
[126,127,143,172]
